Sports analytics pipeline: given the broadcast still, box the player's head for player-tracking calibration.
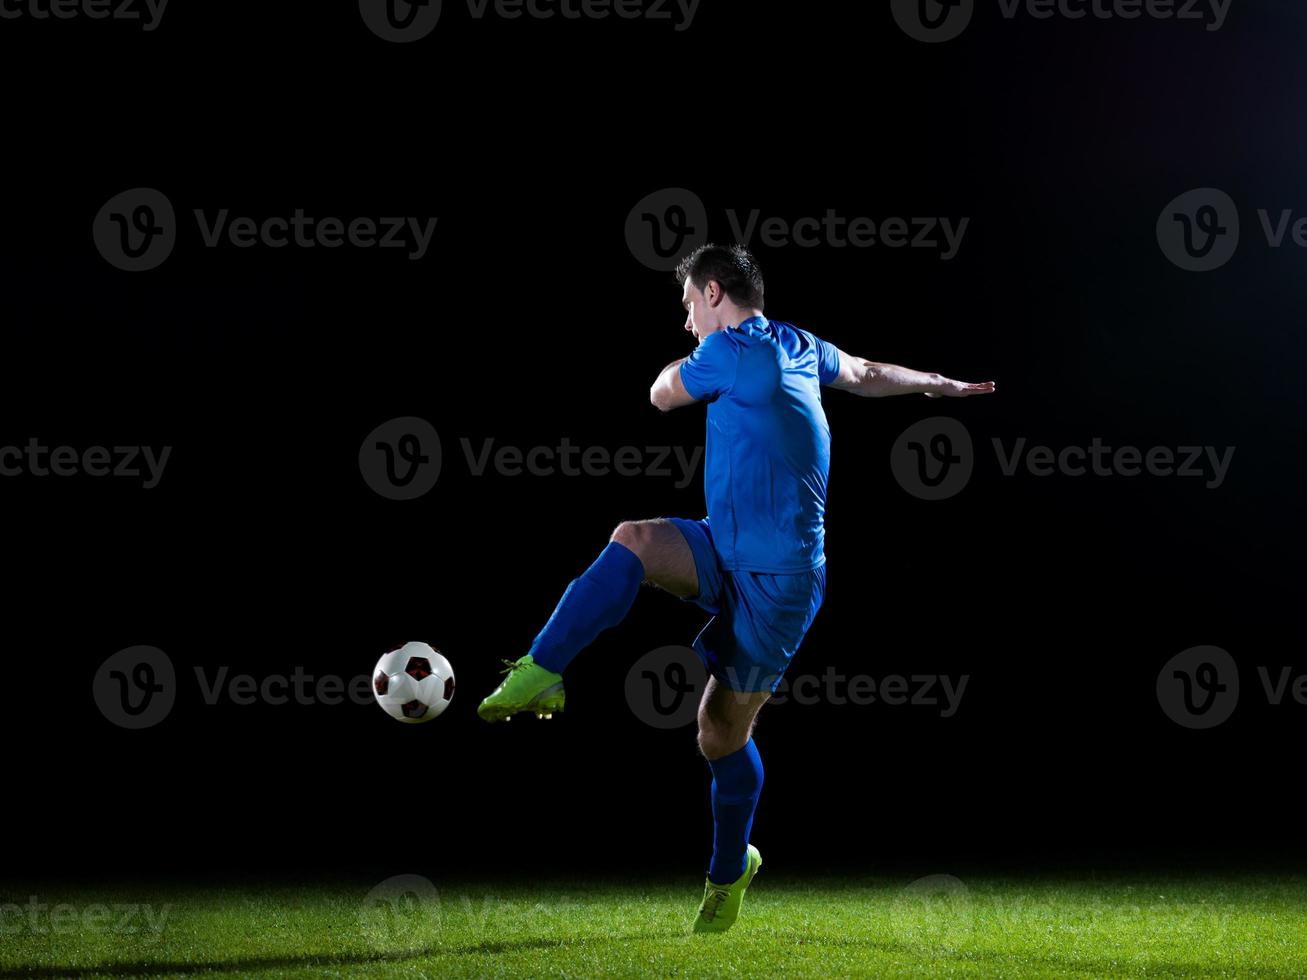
[675,243,765,342]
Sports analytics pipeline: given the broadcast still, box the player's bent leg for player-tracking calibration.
[693,677,770,934]
[477,518,698,723]
[610,519,699,598]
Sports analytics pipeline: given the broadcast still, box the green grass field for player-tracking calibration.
[3,873,1305,978]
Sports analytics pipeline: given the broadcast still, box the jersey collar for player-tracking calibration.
[734,315,769,335]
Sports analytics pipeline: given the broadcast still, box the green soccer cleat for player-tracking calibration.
[692,844,762,934]
[477,655,565,722]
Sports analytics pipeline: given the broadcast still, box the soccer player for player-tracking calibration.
[478,244,995,933]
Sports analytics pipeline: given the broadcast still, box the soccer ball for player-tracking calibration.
[372,642,455,724]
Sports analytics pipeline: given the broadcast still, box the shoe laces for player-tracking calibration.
[701,884,730,920]
[498,658,528,677]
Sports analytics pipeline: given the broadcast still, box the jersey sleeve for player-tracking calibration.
[679,330,739,402]
[813,333,841,385]
[793,326,842,384]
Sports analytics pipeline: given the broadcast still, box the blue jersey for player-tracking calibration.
[678,316,841,573]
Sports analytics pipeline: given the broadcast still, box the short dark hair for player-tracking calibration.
[674,243,765,311]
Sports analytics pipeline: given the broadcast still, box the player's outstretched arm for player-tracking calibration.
[650,357,698,412]
[827,349,995,399]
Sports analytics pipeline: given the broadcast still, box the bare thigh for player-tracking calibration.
[610,519,699,598]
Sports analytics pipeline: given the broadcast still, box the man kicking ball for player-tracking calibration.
[478,243,995,932]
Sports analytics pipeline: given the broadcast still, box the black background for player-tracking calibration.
[2,0,1305,881]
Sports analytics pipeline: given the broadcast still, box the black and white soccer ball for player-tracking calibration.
[372,642,455,724]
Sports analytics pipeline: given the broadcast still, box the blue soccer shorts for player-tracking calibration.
[666,517,827,693]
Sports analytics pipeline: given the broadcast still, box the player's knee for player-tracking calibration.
[611,520,655,559]
[697,713,749,761]
[697,726,725,761]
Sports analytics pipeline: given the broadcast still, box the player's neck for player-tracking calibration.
[718,309,765,332]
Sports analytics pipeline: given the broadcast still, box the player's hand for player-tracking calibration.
[924,377,996,398]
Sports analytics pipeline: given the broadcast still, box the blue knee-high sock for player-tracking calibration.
[527,542,645,674]
[708,738,764,884]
